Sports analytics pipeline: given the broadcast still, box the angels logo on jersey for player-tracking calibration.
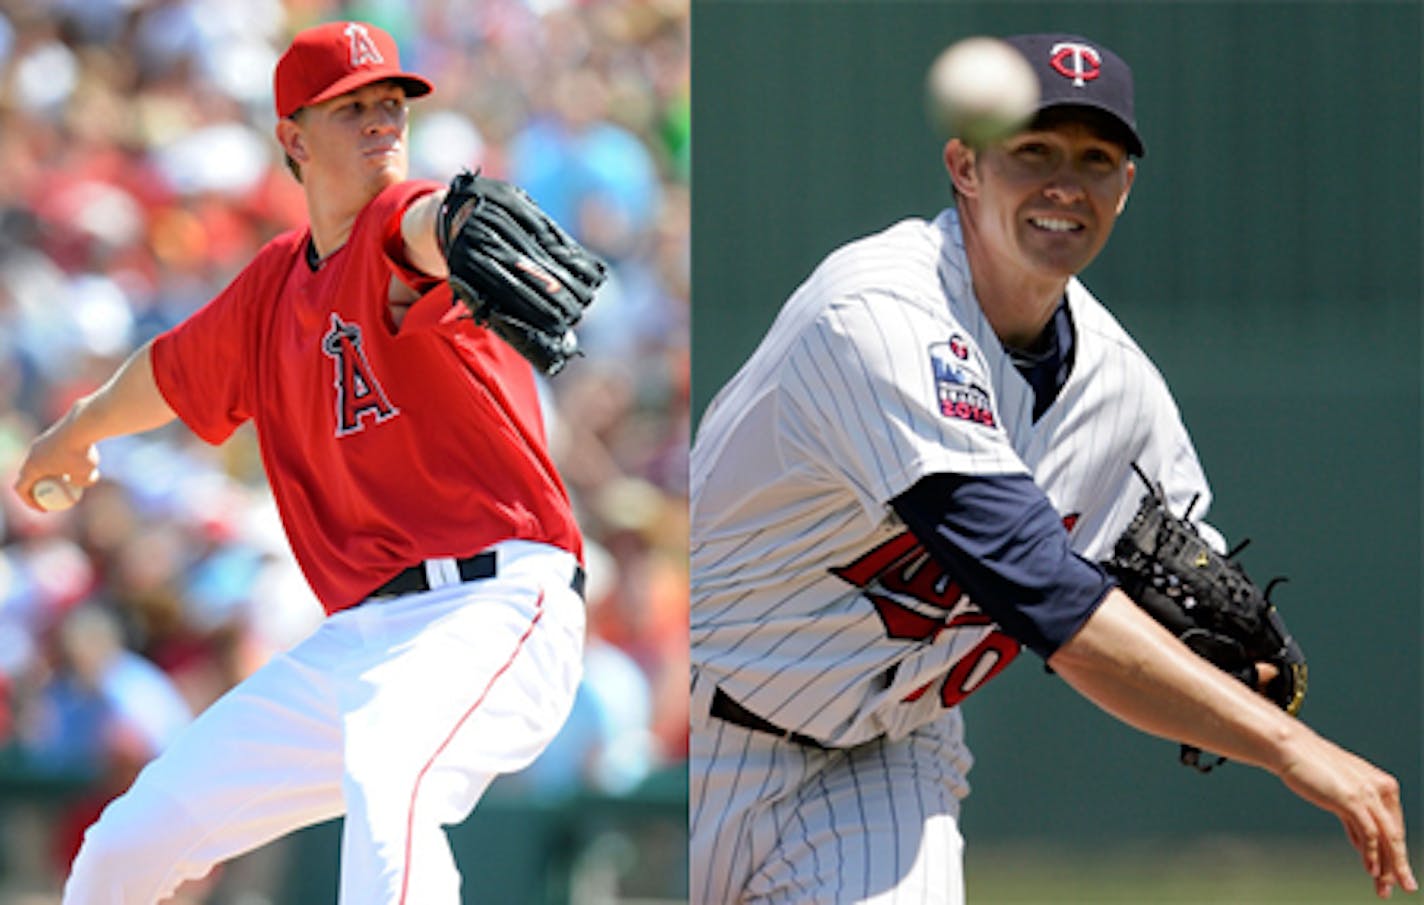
[929,336,996,428]
[322,314,400,436]
[831,530,1020,709]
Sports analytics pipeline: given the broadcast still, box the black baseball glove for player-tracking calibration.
[437,170,607,376]
[1102,466,1308,772]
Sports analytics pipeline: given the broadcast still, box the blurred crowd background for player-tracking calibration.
[0,0,688,897]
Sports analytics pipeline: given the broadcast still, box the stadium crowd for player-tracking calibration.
[0,0,688,896]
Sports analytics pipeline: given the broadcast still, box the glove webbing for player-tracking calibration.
[1120,464,1293,774]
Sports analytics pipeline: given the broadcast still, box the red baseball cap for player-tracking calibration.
[274,21,434,119]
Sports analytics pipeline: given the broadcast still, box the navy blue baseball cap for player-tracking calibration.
[1003,34,1145,157]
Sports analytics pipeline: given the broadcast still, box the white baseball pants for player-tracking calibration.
[62,540,585,905]
[689,670,972,905]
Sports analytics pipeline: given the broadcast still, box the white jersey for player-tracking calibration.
[691,207,1212,749]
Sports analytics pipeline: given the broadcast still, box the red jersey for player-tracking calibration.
[152,180,583,614]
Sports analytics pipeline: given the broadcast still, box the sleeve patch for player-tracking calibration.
[929,334,996,428]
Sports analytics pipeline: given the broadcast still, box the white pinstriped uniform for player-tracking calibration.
[690,208,1215,904]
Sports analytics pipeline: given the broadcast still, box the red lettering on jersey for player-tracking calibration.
[899,615,1020,703]
[831,531,920,586]
[947,611,991,628]
[902,681,932,703]
[831,532,961,610]
[322,314,400,436]
[833,531,963,642]
[939,633,1020,707]
[868,594,949,642]
[833,530,1024,707]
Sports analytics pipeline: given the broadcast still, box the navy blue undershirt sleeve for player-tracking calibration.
[890,472,1116,659]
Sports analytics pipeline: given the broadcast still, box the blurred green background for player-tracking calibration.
[692,1,1421,900]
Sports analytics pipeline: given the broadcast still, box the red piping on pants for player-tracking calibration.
[398,590,546,904]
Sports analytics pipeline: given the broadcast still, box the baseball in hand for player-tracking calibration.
[31,477,83,512]
[926,36,1040,146]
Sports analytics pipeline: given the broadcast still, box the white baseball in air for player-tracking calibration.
[926,36,1040,145]
[32,477,82,512]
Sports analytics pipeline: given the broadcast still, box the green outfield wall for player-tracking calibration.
[691,0,1422,851]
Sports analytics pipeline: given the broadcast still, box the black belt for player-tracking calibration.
[368,551,586,601]
[710,688,831,749]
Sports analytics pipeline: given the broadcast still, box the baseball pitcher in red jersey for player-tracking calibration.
[13,21,601,904]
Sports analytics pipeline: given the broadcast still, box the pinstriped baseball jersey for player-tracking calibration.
[691,207,1213,749]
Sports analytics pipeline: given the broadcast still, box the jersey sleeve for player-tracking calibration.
[777,292,1028,524]
[378,181,444,295]
[370,179,470,335]
[892,471,1115,658]
[150,251,275,445]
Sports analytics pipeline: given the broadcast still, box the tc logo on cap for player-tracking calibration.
[1049,41,1101,88]
[345,23,385,67]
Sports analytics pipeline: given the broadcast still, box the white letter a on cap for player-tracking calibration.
[345,23,385,67]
